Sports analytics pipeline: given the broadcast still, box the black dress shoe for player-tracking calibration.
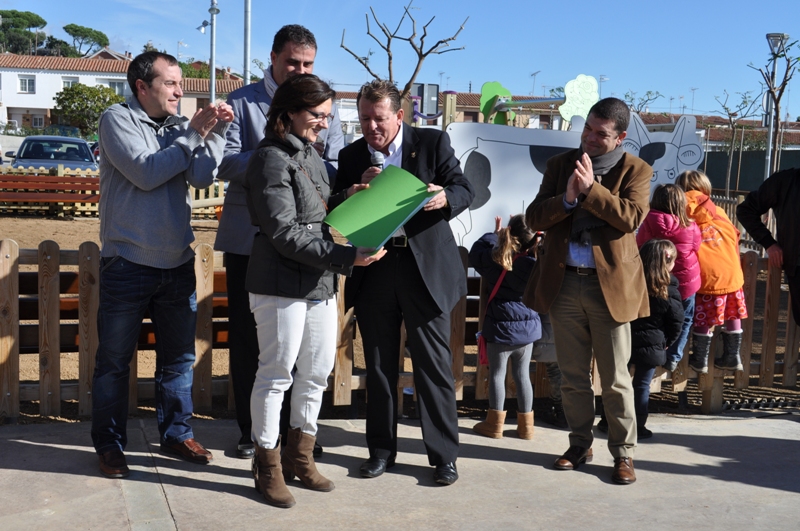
[433,462,458,485]
[359,456,395,478]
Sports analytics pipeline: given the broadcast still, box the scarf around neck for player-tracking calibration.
[263,66,279,99]
[569,146,626,244]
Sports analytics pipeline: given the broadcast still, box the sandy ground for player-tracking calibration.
[1,217,219,251]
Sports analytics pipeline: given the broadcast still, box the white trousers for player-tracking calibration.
[249,293,338,449]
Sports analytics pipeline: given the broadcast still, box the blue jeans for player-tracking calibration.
[630,363,657,426]
[666,296,695,364]
[91,256,197,454]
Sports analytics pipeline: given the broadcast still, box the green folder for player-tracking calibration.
[324,165,438,249]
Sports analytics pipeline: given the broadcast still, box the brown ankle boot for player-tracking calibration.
[516,411,534,440]
[281,428,334,492]
[253,440,295,508]
[472,409,506,438]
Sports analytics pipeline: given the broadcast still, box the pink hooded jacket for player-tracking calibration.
[636,209,702,300]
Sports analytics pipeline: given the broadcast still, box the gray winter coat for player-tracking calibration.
[243,131,356,300]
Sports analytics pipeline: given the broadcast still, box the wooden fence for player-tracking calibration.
[1,239,798,421]
[0,168,222,218]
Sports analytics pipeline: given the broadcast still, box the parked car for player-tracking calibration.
[90,141,100,163]
[5,136,98,172]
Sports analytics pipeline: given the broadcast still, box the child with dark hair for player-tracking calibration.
[469,215,542,439]
[636,183,701,371]
[628,239,684,438]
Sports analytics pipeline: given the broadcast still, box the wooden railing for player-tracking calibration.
[0,168,222,219]
[1,241,797,420]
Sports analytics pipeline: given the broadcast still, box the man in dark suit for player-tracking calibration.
[215,25,344,459]
[334,79,474,485]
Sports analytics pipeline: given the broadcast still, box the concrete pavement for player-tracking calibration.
[1,412,799,530]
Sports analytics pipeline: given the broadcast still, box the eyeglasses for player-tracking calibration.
[305,109,334,125]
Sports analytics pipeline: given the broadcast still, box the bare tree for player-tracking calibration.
[714,90,760,195]
[341,1,468,98]
[750,40,798,174]
[624,90,663,113]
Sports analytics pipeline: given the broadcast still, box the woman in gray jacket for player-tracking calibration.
[243,74,384,508]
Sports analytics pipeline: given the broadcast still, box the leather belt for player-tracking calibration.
[565,265,596,275]
[390,236,408,247]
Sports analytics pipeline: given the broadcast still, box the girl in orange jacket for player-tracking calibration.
[677,170,747,374]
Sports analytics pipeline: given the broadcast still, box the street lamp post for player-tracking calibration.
[243,0,251,84]
[599,75,609,98]
[764,32,790,181]
[197,1,220,104]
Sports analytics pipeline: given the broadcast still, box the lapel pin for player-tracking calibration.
[411,152,416,158]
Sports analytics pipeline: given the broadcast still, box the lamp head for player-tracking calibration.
[766,33,790,55]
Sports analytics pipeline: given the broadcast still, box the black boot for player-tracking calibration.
[542,404,568,429]
[715,329,743,371]
[688,332,713,374]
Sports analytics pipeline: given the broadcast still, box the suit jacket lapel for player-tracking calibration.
[254,83,271,117]
[401,123,420,178]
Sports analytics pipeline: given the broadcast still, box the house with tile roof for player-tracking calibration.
[0,54,129,129]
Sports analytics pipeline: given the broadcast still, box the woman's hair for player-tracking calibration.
[650,183,691,227]
[639,239,677,299]
[677,170,712,195]
[266,74,335,138]
[492,214,535,270]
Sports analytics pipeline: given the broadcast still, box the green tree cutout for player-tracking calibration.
[53,84,125,137]
[63,23,109,56]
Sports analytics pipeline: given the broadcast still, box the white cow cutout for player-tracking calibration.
[445,114,703,249]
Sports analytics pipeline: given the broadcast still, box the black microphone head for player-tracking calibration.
[370,151,385,167]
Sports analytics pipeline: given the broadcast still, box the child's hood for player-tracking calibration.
[685,190,716,224]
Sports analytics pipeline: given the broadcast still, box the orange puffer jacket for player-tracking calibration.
[684,190,744,295]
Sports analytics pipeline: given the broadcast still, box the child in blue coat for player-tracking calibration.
[469,215,542,439]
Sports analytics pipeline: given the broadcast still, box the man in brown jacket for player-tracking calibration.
[525,98,651,485]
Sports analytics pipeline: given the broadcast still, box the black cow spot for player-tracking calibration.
[463,150,491,210]
[638,142,667,166]
[529,145,572,174]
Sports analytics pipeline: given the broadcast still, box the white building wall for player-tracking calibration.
[0,68,128,128]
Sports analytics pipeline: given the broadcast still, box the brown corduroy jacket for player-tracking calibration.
[525,149,652,323]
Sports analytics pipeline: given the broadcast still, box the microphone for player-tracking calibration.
[370,151,385,170]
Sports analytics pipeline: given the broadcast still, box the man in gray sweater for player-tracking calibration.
[91,51,233,479]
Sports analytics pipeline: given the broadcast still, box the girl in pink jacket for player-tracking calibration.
[636,184,701,371]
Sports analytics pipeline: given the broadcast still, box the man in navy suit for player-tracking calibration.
[334,80,474,485]
[215,25,344,459]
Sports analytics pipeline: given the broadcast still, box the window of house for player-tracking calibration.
[63,77,79,89]
[108,81,125,96]
[32,116,44,128]
[19,76,36,93]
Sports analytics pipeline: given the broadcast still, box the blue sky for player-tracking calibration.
[4,0,799,119]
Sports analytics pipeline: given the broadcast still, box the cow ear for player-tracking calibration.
[673,117,703,167]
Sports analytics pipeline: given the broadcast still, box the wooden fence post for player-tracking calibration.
[193,244,214,412]
[0,239,20,419]
[737,252,759,389]
[761,260,783,386]
[474,277,490,400]
[785,305,799,387]
[333,275,354,406]
[38,241,61,416]
[78,242,100,416]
